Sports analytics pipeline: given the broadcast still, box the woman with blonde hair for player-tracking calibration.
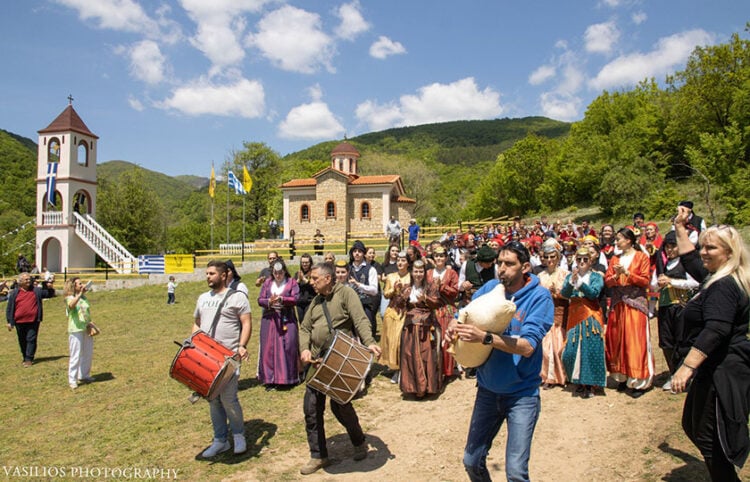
[538,240,569,389]
[64,278,95,389]
[671,208,750,481]
[381,251,411,383]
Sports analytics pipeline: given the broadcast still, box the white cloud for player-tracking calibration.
[589,29,714,90]
[335,1,370,40]
[278,86,344,139]
[54,0,158,34]
[156,78,265,117]
[128,95,144,111]
[180,0,268,73]
[528,65,556,85]
[246,5,336,74]
[128,40,167,85]
[539,92,581,121]
[369,36,406,60]
[584,21,620,54]
[632,11,647,25]
[355,77,502,131]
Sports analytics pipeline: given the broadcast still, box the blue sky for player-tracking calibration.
[0,1,746,177]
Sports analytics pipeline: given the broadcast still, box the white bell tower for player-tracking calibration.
[36,98,98,272]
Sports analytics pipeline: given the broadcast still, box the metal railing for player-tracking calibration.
[73,213,138,274]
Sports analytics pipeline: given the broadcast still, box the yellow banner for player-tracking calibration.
[165,254,194,274]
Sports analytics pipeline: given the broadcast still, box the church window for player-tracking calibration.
[361,202,371,219]
[300,204,310,221]
[326,201,336,219]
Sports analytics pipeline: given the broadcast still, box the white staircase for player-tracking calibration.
[73,212,138,274]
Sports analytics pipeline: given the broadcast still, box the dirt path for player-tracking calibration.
[228,332,749,481]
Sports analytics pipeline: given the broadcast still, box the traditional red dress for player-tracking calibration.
[426,267,459,377]
[604,250,654,389]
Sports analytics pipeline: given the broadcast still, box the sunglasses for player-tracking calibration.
[576,257,590,262]
[542,255,557,260]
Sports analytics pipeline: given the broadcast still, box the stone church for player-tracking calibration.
[280,141,415,241]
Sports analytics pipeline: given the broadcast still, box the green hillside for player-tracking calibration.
[97,160,198,212]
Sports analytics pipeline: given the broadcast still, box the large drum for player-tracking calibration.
[170,331,240,400]
[307,331,373,405]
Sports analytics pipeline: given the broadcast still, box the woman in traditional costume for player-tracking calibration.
[604,227,654,397]
[399,260,442,397]
[257,260,300,390]
[426,246,459,378]
[561,247,606,398]
[538,240,569,389]
[380,251,411,383]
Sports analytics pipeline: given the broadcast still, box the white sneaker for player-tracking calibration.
[390,372,399,384]
[202,440,230,458]
[662,380,672,391]
[69,382,78,390]
[233,434,247,454]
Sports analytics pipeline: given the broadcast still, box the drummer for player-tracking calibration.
[192,260,252,458]
[298,262,381,475]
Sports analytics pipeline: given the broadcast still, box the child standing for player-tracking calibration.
[167,276,177,304]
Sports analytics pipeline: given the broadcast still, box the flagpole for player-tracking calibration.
[210,162,215,251]
[226,174,230,245]
[242,196,246,262]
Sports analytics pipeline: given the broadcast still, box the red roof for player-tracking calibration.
[38,105,98,138]
[350,175,400,185]
[280,178,317,188]
[395,195,416,203]
[331,141,359,157]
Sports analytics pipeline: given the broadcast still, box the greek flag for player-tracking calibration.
[46,162,58,206]
[227,170,246,195]
[138,255,165,274]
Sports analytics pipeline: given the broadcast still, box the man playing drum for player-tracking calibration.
[193,261,252,458]
[298,262,381,475]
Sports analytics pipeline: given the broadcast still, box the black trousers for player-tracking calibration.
[682,374,740,482]
[303,386,365,459]
[15,321,40,362]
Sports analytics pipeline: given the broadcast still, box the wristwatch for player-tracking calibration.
[482,332,494,345]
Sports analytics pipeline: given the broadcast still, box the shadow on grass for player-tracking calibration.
[320,433,391,475]
[32,355,68,364]
[195,418,277,464]
[91,371,116,382]
[238,377,263,391]
[658,442,710,481]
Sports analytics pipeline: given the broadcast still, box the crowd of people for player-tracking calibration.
[7,197,746,481]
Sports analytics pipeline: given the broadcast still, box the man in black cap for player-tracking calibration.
[458,244,498,308]
[677,200,705,245]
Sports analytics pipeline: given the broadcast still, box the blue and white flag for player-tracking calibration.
[46,162,58,206]
[138,255,165,274]
[227,170,246,195]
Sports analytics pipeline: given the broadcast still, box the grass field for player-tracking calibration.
[0,275,315,481]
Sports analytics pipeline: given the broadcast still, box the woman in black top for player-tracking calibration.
[671,206,750,481]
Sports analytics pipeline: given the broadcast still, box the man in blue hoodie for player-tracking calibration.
[448,241,553,482]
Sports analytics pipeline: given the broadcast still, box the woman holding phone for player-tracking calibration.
[64,278,95,389]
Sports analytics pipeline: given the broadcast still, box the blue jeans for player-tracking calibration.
[463,387,541,482]
[208,373,244,442]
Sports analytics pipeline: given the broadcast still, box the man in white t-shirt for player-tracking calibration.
[193,260,252,458]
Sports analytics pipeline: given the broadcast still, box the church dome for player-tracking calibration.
[331,141,360,158]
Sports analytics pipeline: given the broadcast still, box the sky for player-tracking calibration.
[0,1,746,178]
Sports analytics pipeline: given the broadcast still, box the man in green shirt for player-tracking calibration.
[298,262,381,475]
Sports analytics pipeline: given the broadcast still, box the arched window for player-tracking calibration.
[77,140,88,166]
[326,201,336,219]
[300,204,310,221]
[48,137,61,163]
[361,202,371,219]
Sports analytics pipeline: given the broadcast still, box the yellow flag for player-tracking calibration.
[209,165,216,198]
[242,165,253,193]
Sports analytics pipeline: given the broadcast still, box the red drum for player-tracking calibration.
[307,331,373,405]
[170,331,240,400]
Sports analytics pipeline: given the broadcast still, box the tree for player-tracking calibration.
[97,169,165,255]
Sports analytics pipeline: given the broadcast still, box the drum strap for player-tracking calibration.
[208,289,237,338]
